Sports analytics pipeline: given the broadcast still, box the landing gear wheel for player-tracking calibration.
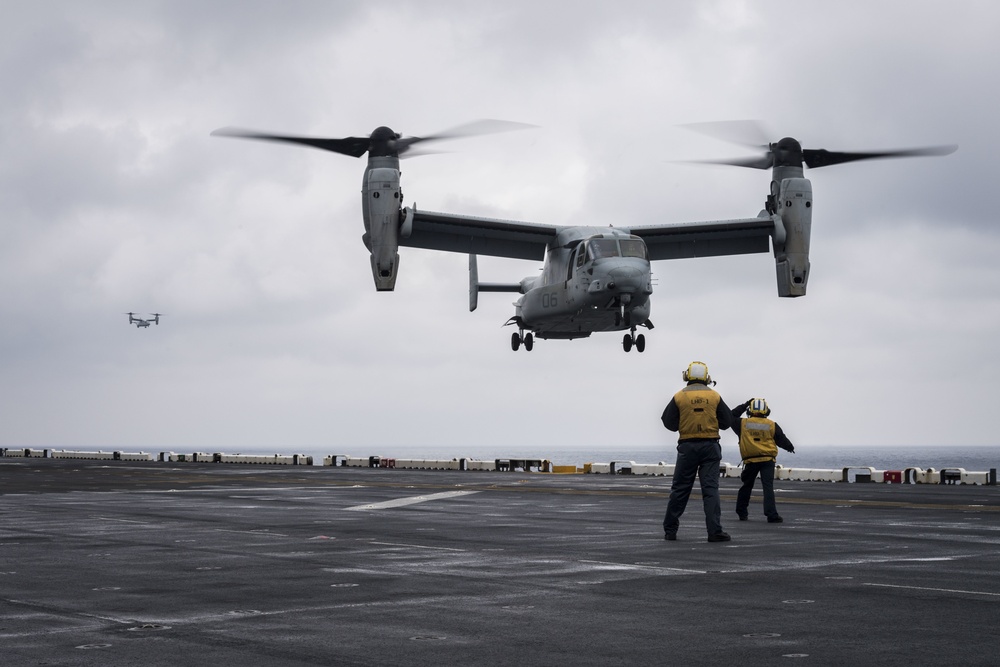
[511,332,521,351]
[635,333,646,353]
[524,333,534,351]
[622,334,633,352]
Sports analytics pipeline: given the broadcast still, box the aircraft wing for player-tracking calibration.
[400,208,559,261]
[626,215,775,261]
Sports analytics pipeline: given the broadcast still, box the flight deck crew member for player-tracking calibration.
[661,361,733,542]
[732,398,795,523]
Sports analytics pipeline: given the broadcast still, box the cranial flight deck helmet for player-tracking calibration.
[748,398,771,417]
[682,361,713,385]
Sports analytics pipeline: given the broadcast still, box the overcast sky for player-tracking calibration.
[2,1,998,457]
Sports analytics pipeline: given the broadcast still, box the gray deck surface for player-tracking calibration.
[2,458,998,666]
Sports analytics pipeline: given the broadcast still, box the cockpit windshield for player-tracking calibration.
[620,239,648,259]
[585,237,648,261]
[587,239,620,260]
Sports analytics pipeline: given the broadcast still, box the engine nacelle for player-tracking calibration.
[773,177,812,297]
[362,166,402,291]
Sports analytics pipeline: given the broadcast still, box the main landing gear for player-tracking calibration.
[622,328,645,353]
[511,330,534,352]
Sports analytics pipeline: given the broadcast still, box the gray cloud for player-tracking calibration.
[2,1,998,453]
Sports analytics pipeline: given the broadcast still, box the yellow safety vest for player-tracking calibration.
[673,386,722,440]
[739,417,778,463]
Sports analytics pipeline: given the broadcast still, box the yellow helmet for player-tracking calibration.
[748,398,771,417]
[682,361,711,384]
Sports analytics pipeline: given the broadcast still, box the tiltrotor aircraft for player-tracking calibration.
[126,312,162,328]
[212,121,955,352]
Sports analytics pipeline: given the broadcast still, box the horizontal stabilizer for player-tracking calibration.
[469,255,521,311]
[478,283,523,292]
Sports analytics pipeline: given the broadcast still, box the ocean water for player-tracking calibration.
[234,444,1000,472]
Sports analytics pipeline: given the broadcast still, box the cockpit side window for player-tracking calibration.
[575,243,587,269]
[620,238,648,260]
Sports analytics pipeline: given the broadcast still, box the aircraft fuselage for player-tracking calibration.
[515,227,652,339]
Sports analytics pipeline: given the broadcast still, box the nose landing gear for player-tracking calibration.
[614,295,633,328]
[622,328,645,353]
[511,330,534,352]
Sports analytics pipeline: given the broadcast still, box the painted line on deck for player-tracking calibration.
[345,490,480,511]
[579,559,708,574]
[75,480,1000,514]
[369,541,468,552]
[864,582,1000,597]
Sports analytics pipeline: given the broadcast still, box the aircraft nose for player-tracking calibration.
[607,266,645,292]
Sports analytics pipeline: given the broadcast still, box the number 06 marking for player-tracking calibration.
[542,293,558,308]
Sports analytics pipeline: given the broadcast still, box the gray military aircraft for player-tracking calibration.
[127,312,162,328]
[212,121,955,352]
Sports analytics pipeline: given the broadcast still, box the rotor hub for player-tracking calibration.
[772,137,804,167]
[369,126,401,157]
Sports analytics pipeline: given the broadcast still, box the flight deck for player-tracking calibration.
[2,458,998,666]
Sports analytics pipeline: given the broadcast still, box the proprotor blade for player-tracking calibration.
[210,127,371,158]
[802,144,958,169]
[394,119,537,156]
[692,155,775,169]
[213,119,535,160]
[681,118,958,171]
[678,120,774,169]
[678,120,771,148]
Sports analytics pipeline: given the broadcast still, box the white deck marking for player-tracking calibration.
[864,582,1000,597]
[579,559,708,574]
[345,490,480,511]
[369,541,467,552]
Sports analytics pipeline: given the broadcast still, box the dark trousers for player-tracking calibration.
[663,440,723,536]
[736,459,779,519]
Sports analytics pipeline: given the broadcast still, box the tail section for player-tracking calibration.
[469,255,524,311]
